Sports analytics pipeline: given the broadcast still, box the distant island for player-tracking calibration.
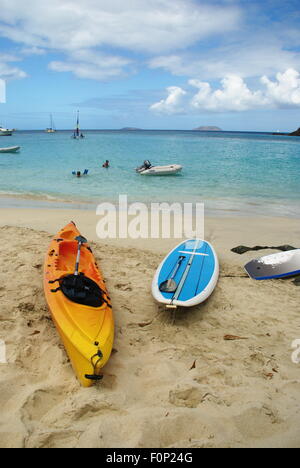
[193,126,222,131]
[119,127,142,131]
[272,128,300,136]
[289,127,300,136]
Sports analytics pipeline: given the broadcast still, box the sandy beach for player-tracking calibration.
[0,207,299,448]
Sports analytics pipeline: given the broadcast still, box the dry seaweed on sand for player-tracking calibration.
[224,335,248,341]
[231,245,297,255]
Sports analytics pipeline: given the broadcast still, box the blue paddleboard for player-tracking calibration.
[152,239,219,308]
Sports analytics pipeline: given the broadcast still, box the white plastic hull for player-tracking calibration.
[140,165,182,175]
[0,146,20,153]
[245,249,300,280]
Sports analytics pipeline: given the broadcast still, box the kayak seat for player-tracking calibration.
[58,228,78,241]
[60,273,105,307]
[56,241,85,271]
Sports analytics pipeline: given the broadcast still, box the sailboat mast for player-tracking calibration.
[76,110,80,137]
[46,113,56,133]
[72,110,84,138]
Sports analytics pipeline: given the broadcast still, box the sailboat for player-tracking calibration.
[72,111,85,139]
[46,114,56,133]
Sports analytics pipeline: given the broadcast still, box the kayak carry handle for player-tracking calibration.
[85,374,104,381]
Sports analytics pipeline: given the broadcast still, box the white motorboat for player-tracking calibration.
[136,160,182,176]
[0,126,13,136]
[0,146,20,153]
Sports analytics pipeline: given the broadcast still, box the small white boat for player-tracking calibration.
[0,126,13,136]
[136,160,182,176]
[0,146,20,153]
[45,114,56,133]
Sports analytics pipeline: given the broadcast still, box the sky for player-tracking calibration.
[0,0,300,131]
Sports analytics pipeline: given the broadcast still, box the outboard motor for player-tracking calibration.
[136,160,152,173]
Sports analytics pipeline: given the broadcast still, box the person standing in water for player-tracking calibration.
[103,160,110,168]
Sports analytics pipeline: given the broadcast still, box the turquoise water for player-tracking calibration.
[0,130,299,216]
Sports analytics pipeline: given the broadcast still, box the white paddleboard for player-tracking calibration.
[245,249,300,280]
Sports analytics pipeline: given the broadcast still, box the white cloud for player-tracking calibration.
[150,86,187,114]
[0,53,27,80]
[261,69,300,107]
[148,41,300,80]
[20,46,46,56]
[0,0,241,80]
[0,0,241,53]
[0,53,20,62]
[189,75,266,111]
[150,68,300,113]
[49,50,132,81]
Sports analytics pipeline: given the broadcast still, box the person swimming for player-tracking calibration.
[72,169,88,177]
[102,160,110,168]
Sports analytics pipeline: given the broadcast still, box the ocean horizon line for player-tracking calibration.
[6,128,291,135]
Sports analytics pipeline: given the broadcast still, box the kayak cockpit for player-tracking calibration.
[60,273,105,307]
[49,240,108,307]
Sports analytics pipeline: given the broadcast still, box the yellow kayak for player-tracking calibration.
[44,222,114,387]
